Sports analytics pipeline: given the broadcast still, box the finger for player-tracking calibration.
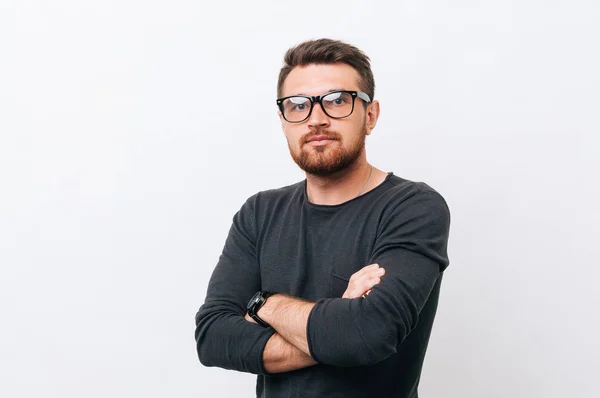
[345,265,384,299]
[350,269,383,294]
[354,263,379,278]
[360,267,386,281]
[372,267,386,277]
[344,276,377,299]
[368,276,381,287]
[363,276,381,292]
[354,277,381,298]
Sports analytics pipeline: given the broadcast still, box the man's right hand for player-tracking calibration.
[342,263,386,299]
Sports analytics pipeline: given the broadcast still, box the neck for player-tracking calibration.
[305,159,378,205]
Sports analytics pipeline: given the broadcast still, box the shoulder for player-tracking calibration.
[256,180,304,202]
[380,174,450,215]
[239,180,305,214]
[375,174,451,269]
[231,180,304,235]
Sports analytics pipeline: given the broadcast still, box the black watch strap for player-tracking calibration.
[251,312,270,328]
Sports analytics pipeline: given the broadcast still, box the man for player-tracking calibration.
[195,38,451,398]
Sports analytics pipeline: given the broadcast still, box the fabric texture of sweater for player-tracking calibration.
[195,172,451,398]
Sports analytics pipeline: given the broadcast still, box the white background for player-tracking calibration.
[1,1,599,397]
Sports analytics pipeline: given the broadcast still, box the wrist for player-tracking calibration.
[247,291,276,327]
[257,293,280,322]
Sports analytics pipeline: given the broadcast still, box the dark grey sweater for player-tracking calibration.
[195,173,451,397]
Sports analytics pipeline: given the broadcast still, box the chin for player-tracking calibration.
[297,155,355,176]
[289,140,363,176]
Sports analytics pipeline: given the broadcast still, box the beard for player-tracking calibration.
[288,122,367,176]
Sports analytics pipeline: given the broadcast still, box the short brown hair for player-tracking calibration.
[277,38,375,102]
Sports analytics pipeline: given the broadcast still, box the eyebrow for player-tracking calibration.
[294,88,347,96]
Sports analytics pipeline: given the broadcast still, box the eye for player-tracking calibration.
[323,92,350,106]
[285,97,311,113]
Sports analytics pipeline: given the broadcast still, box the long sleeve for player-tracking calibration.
[194,195,275,374]
[306,189,451,366]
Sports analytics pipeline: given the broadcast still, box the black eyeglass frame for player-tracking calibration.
[276,90,372,123]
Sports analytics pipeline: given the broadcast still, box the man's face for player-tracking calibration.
[279,63,377,176]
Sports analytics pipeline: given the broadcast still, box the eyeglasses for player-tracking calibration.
[276,90,371,123]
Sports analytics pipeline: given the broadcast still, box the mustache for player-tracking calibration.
[300,130,342,145]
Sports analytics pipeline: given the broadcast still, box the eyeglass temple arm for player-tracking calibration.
[356,92,371,103]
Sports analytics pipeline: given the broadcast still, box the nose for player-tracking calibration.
[307,101,330,129]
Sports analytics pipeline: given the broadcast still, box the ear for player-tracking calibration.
[365,100,380,136]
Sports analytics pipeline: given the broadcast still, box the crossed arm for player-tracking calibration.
[245,249,444,370]
[247,264,385,373]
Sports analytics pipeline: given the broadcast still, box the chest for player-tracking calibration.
[257,206,380,300]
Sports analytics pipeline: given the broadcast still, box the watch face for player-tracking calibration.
[247,291,262,311]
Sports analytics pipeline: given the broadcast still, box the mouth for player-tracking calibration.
[306,136,337,145]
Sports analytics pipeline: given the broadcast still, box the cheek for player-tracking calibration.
[283,128,303,146]
[335,123,362,143]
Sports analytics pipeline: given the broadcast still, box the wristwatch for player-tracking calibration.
[247,291,274,328]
